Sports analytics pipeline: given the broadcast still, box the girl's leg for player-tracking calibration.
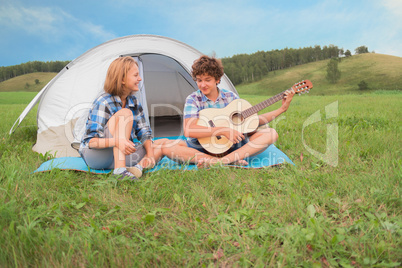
[106,108,134,169]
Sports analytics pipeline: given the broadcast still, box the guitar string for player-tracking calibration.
[241,90,287,119]
[240,82,309,118]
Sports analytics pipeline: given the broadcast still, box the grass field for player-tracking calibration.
[0,91,400,267]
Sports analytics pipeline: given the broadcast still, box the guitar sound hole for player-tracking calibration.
[231,112,244,125]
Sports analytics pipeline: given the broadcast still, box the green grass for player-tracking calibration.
[0,92,38,104]
[236,53,402,96]
[0,91,401,267]
[0,72,56,92]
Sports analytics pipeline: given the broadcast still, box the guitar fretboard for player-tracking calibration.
[241,89,289,118]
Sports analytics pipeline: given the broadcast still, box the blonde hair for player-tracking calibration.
[104,57,138,96]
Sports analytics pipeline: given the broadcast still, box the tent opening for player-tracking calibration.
[138,53,197,137]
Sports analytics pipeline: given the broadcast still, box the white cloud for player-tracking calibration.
[0,1,116,42]
[382,0,402,16]
[358,0,402,56]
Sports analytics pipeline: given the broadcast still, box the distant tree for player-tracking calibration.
[326,58,341,84]
[0,60,69,83]
[355,46,369,54]
[313,45,322,61]
[35,79,40,84]
[358,80,369,90]
[25,82,30,89]
[344,50,352,57]
[220,44,342,85]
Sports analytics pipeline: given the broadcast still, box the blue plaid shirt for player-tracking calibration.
[183,88,238,144]
[79,92,152,152]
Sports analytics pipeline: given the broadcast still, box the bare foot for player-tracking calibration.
[231,159,249,166]
[196,158,249,168]
[196,158,221,168]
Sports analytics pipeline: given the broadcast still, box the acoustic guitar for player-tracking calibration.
[196,80,313,154]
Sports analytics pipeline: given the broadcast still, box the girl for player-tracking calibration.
[79,57,165,179]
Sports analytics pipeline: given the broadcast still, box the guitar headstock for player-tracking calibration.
[292,80,313,95]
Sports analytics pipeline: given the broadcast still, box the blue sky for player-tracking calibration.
[0,0,401,67]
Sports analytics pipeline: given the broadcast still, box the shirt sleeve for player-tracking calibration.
[81,100,111,146]
[227,89,239,101]
[133,102,153,143]
[183,95,200,119]
[233,92,239,100]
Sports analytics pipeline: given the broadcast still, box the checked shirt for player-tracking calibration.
[79,92,152,152]
[183,87,239,146]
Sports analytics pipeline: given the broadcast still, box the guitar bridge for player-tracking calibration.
[208,120,221,140]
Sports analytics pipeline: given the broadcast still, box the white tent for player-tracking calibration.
[10,35,238,157]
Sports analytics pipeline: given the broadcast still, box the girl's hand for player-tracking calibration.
[117,138,137,155]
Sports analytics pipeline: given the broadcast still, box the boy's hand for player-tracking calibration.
[220,127,245,144]
[280,89,295,112]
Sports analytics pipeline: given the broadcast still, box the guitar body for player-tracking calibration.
[197,99,260,154]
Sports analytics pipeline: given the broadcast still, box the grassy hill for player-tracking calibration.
[0,72,57,92]
[236,53,402,96]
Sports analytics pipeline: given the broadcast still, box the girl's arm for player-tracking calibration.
[88,137,115,148]
[88,137,137,155]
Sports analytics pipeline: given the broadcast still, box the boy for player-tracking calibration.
[163,55,295,166]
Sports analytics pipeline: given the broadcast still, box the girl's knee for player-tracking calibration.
[115,108,133,117]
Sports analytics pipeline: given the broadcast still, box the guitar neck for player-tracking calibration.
[242,89,289,118]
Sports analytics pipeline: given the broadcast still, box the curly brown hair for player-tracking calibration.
[191,55,224,81]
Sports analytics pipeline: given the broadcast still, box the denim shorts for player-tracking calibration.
[80,126,146,170]
[186,135,249,157]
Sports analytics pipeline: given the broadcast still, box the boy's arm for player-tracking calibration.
[183,117,245,144]
[85,101,121,150]
[258,89,295,125]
